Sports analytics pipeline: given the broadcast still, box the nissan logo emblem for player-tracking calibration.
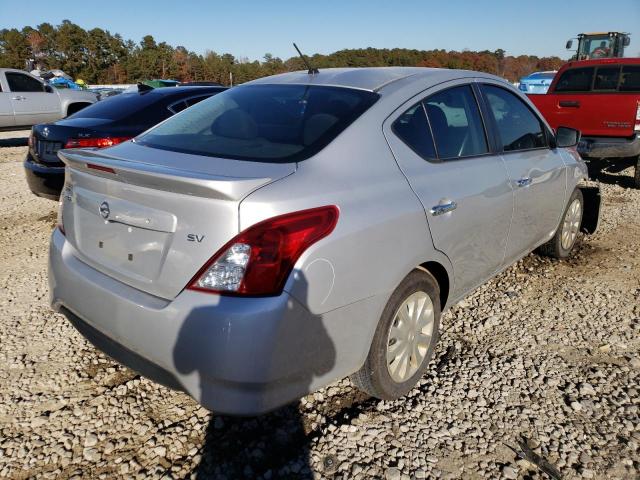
[99,201,110,220]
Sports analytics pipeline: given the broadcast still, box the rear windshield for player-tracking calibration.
[68,92,164,122]
[526,73,555,80]
[136,84,379,162]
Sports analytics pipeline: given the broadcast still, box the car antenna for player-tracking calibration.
[293,43,319,75]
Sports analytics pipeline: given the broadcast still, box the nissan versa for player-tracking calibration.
[49,67,600,415]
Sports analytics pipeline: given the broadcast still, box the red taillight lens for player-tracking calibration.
[188,206,339,296]
[86,163,116,174]
[64,136,131,149]
[28,131,34,148]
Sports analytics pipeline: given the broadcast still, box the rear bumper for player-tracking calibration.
[577,134,640,159]
[48,229,375,415]
[23,153,64,200]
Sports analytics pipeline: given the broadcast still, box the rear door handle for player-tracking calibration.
[517,177,532,187]
[559,100,580,108]
[430,201,457,216]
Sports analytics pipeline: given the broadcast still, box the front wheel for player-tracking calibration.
[538,188,584,259]
[351,269,440,400]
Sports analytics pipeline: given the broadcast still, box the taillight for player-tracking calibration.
[635,101,640,132]
[28,131,34,148]
[86,163,116,174]
[187,206,339,296]
[64,136,131,149]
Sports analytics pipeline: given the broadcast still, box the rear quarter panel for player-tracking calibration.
[238,107,453,317]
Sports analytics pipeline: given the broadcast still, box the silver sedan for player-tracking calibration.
[49,67,599,415]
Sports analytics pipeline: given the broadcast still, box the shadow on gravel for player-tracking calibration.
[173,273,336,479]
[587,158,637,189]
[0,137,28,148]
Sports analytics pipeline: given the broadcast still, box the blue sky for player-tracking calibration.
[3,0,640,60]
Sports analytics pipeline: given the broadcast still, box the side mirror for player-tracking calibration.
[556,126,581,148]
[623,36,631,47]
[565,39,573,50]
[44,85,54,93]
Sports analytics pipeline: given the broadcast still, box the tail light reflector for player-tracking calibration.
[188,206,339,296]
[86,163,116,174]
[64,136,131,149]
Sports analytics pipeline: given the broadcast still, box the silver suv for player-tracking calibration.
[49,67,599,415]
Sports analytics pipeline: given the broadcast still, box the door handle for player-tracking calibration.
[559,100,580,108]
[430,201,457,216]
[11,96,25,101]
[516,177,532,187]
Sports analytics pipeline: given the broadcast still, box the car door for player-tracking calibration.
[479,82,567,263]
[0,77,16,128]
[6,72,61,126]
[384,81,514,299]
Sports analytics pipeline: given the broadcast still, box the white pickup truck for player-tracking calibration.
[0,68,97,131]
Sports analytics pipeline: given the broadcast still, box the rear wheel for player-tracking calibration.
[538,188,583,259]
[633,155,640,189]
[351,269,440,400]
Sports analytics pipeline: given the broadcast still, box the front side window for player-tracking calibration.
[482,85,547,152]
[594,67,620,90]
[555,67,594,92]
[138,85,379,162]
[6,73,45,92]
[423,85,488,159]
[392,104,436,160]
[620,65,640,92]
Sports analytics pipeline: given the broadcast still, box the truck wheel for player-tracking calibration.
[538,188,584,259]
[634,155,640,189]
[351,269,440,400]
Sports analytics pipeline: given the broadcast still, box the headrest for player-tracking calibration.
[303,114,338,146]
[211,108,258,139]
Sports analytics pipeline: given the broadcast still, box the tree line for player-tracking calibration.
[0,20,565,85]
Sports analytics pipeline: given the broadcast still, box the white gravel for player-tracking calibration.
[0,129,638,479]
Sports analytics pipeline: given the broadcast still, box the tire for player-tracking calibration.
[538,188,584,259]
[351,269,440,400]
[633,155,640,189]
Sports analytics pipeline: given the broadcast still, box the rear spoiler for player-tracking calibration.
[58,148,276,201]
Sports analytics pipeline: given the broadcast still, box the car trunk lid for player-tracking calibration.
[58,142,295,299]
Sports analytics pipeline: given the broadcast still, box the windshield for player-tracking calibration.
[579,35,614,59]
[136,84,379,162]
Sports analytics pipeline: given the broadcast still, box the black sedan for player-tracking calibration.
[24,85,226,200]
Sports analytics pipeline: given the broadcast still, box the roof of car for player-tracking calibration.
[561,58,640,69]
[246,67,490,92]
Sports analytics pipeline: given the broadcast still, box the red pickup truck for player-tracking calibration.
[528,58,640,187]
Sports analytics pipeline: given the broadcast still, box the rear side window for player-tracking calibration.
[392,104,436,160]
[620,65,640,92]
[138,85,379,162]
[424,85,488,159]
[6,72,44,92]
[482,85,547,152]
[594,67,620,90]
[169,95,212,114]
[555,67,594,92]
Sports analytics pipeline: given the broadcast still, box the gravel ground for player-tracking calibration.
[0,129,638,480]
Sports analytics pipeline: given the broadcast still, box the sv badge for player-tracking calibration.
[187,234,205,243]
